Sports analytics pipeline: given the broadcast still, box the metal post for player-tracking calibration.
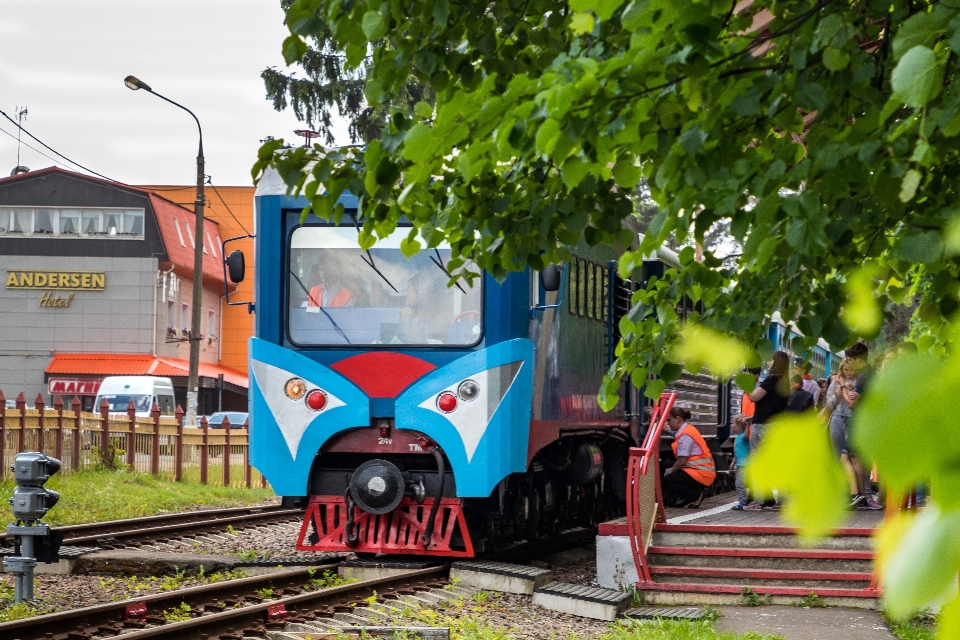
[71,396,82,471]
[223,416,231,487]
[34,394,45,454]
[186,137,205,428]
[99,396,110,464]
[218,373,224,413]
[123,76,204,428]
[200,415,209,485]
[126,401,137,470]
[174,405,184,482]
[54,396,64,462]
[151,402,161,475]
[17,392,26,453]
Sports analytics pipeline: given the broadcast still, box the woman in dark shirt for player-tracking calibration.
[741,350,790,509]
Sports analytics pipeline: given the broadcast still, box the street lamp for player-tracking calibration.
[124,75,205,427]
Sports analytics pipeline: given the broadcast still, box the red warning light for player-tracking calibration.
[306,390,327,411]
[437,392,457,413]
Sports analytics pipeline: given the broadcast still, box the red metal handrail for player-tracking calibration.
[626,392,676,584]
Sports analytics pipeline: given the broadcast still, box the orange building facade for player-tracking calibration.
[141,185,255,376]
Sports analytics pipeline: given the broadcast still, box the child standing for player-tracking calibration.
[730,414,751,510]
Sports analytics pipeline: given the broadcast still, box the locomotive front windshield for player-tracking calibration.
[287,225,482,346]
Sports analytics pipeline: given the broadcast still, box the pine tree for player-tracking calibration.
[261,2,429,145]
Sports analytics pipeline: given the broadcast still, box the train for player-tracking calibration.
[224,173,834,557]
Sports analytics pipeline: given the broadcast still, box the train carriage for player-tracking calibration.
[231,174,732,556]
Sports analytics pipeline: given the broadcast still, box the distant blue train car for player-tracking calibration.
[227,173,732,556]
[765,312,841,379]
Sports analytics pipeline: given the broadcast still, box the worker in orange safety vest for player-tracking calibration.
[661,406,716,508]
[307,263,356,308]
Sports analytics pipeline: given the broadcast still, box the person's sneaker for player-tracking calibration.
[850,493,866,509]
[731,504,745,510]
[768,503,782,511]
[865,497,883,510]
[743,503,764,510]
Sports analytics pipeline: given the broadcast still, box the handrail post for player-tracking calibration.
[54,395,64,463]
[244,417,252,488]
[627,392,677,589]
[99,396,110,464]
[174,405,184,482]
[126,400,137,470]
[200,415,209,485]
[151,403,161,475]
[71,396,82,471]
[222,416,231,487]
[0,390,6,478]
[17,392,26,453]
[34,393,45,454]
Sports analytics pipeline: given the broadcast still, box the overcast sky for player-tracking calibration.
[0,0,348,186]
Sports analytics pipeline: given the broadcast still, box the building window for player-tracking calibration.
[207,310,216,342]
[167,301,176,337]
[182,303,190,334]
[0,207,145,239]
[185,225,195,248]
[60,209,80,234]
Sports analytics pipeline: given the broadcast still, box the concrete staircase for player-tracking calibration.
[636,523,881,608]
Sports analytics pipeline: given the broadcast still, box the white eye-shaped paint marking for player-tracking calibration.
[252,360,346,460]
[418,361,522,462]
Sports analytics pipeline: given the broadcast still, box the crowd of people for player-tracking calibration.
[662,341,888,512]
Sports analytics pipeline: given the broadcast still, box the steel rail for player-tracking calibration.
[60,510,304,546]
[0,564,446,640]
[1,505,302,547]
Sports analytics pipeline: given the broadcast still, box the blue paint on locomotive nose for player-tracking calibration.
[370,397,395,417]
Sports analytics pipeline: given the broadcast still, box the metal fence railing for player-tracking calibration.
[0,391,266,488]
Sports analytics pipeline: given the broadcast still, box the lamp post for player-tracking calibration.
[124,75,205,426]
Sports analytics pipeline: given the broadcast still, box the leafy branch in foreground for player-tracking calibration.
[260,1,960,632]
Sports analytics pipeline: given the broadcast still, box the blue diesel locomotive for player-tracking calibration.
[226,174,732,556]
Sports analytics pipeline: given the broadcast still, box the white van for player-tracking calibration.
[94,376,176,417]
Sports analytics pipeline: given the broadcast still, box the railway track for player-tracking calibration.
[1,504,303,549]
[0,563,450,640]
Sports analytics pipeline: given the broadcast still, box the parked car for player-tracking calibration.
[94,376,176,417]
[207,411,249,429]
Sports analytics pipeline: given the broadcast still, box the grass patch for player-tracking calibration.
[377,589,782,640]
[887,611,937,640]
[0,468,275,526]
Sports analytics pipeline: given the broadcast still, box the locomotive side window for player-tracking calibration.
[567,255,609,323]
[286,225,482,346]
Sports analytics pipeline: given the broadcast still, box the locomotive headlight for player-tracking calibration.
[305,389,327,411]
[457,380,480,402]
[284,378,307,400]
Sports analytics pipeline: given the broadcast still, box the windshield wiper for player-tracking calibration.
[429,248,466,294]
[348,213,399,293]
[288,269,351,345]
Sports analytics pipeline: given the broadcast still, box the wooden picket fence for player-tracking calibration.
[0,391,266,488]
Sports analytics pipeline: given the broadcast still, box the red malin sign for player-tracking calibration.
[47,378,102,396]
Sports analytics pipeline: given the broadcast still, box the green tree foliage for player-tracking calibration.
[257,1,960,629]
[261,0,431,144]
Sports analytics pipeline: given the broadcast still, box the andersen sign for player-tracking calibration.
[6,270,106,290]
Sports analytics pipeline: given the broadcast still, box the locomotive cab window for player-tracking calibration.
[287,224,482,346]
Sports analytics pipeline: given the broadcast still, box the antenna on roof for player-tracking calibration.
[294,129,320,148]
[14,106,28,167]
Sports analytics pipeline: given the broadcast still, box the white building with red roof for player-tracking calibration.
[0,167,247,413]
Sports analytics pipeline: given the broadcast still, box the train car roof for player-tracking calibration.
[769,311,836,354]
[257,167,682,269]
